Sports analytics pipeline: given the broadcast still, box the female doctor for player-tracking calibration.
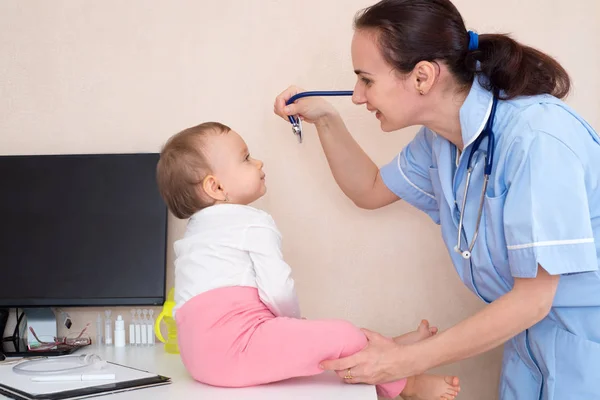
[274,0,600,398]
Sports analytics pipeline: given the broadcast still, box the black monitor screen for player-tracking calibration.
[0,153,167,307]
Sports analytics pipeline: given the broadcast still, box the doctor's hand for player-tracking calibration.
[274,85,339,125]
[320,329,417,385]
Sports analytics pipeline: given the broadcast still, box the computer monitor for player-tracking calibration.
[0,153,168,356]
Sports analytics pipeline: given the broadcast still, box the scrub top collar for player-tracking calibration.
[459,77,495,150]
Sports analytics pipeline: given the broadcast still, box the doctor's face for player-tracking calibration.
[350,29,421,132]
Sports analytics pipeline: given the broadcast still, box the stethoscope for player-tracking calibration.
[285,90,353,142]
[454,91,499,260]
[284,88,500,261]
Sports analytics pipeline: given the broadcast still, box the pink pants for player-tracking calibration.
[176,286,406,398]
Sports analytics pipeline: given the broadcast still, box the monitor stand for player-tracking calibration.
[1,308,87,357]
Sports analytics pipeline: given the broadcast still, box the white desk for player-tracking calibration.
[1,344,376,399]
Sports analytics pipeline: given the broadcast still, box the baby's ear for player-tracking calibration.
[201,175,225,201]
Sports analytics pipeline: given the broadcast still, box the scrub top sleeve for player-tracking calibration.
[503,133,598,278]
[380,127,439,223]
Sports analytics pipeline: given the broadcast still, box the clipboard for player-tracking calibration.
[0,361,170,400]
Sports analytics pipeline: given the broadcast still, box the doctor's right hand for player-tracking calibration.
[273,85,339,126]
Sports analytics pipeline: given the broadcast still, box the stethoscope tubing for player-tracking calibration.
[285,90,354,125]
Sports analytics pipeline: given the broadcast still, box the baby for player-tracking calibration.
[156,122,460,400]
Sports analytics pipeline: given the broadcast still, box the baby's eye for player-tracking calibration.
[245,154,250,161]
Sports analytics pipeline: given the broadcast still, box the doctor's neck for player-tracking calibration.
[420,81,470,151]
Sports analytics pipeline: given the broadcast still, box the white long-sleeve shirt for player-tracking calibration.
[172,204,301,319]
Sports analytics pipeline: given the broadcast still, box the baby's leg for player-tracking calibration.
[236,317,407,398]
[384,321,461,400]
[401,375,461,400]
[394,320,438,345]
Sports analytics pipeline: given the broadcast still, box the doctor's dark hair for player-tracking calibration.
[156,122,230,219]
[354,0,571,100]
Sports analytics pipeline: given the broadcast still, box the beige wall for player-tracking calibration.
[1,1,598,399]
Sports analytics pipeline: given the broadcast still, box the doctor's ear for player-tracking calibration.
[201,175,227,202]
[412,61,438,95]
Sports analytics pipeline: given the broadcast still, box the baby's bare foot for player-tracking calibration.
[401,374,460,400]
[393,320,438,346]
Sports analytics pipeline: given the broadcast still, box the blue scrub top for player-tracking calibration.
[380,78,600,399]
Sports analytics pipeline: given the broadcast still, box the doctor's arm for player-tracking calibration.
[321,265,559,383]
[409,264,558,373]
[274,86,398,210]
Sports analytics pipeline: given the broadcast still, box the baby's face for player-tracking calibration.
[206,130,266,205]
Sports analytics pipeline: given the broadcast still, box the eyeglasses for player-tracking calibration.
[27,323,91,352]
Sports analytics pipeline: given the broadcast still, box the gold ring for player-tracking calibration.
[344,368,353,380]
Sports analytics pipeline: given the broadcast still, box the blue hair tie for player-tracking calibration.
[467,30,479,51]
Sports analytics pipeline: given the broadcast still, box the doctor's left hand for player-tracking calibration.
[320,329,411,385]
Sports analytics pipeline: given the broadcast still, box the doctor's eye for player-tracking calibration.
[361,77,372,86]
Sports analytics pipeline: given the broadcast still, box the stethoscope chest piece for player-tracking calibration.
[291,118,302,143]
[285,90,353,143]
[454,245,472,259]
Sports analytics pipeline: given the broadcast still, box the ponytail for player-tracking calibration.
[467,34,571,99]
[355,0,571,100]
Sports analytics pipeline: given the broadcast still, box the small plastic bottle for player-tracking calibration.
[147,310,155,345]
[96,313,103,345]
[135,309,142,345]
[104,310,113,345]
[140,309,148,345]
[114,315,126,347]
[129,309,136,346]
